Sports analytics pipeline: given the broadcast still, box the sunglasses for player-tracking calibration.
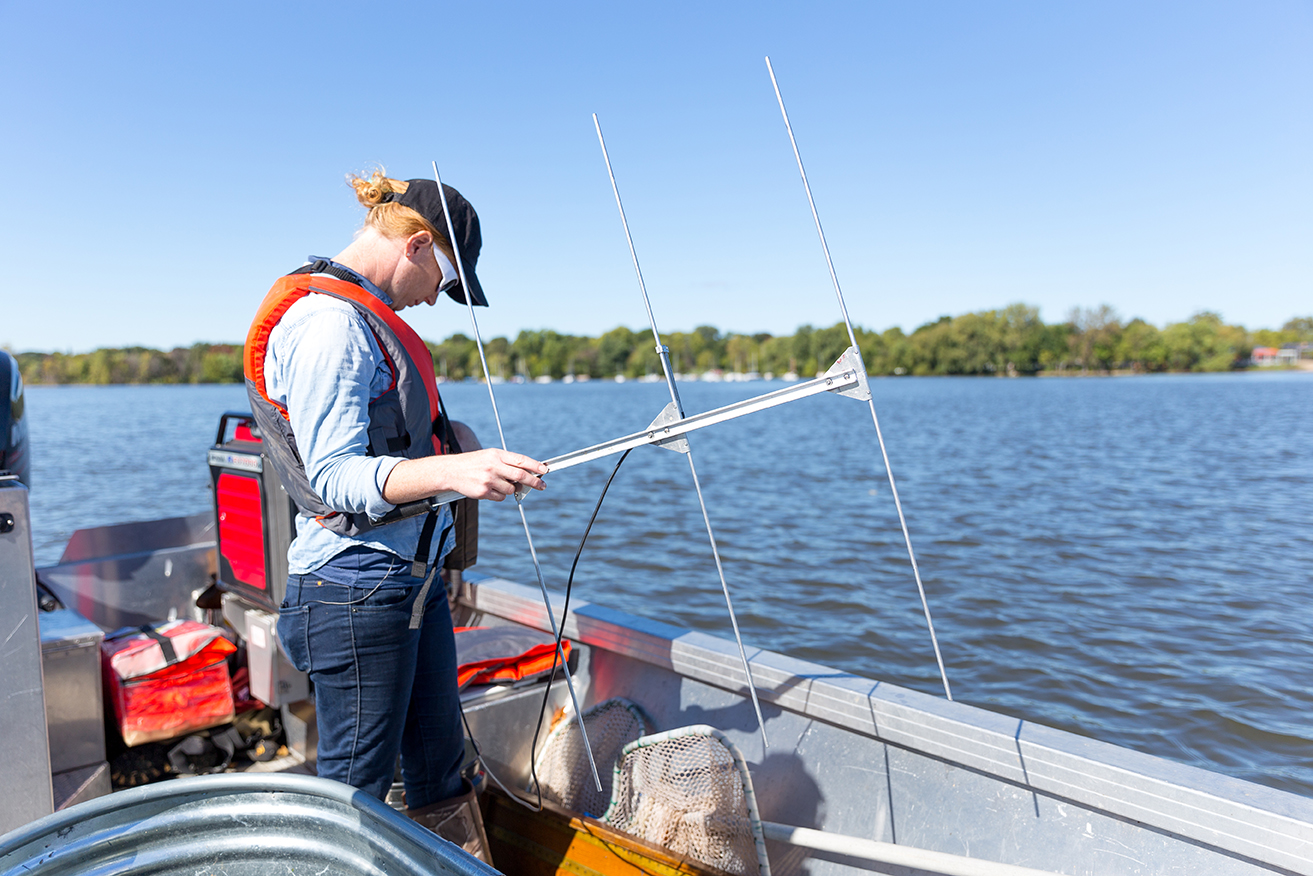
[433,245,460,294]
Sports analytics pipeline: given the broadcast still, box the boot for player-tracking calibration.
[404,778,492,865]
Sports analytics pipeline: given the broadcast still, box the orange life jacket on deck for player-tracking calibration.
[243,261,448,538]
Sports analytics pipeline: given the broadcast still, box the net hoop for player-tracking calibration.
[603,724,771,876]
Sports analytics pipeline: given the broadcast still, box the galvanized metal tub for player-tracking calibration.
[0,773,498,876]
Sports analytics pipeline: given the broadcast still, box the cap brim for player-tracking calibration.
[445,263,487,307]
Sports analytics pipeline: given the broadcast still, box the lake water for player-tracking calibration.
[21,373,1313,798]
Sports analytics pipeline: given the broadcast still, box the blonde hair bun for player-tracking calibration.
[348,169,410,208]
[345,168,451,259]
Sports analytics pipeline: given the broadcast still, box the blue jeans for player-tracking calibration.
[277,546,465,808]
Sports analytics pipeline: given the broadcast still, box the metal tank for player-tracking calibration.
[0,773,498,876]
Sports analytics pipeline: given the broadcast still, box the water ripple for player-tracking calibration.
[22,373,1313,798]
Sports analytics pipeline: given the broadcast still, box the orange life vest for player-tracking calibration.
[243,262,447,537]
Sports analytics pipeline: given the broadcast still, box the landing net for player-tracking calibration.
[531,697,649,817]
[602,726,771,876]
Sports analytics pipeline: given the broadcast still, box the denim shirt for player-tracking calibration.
[263,259,453,575]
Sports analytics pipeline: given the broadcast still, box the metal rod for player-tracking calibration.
[593,114,770,748]
[764,57,952,700]
[432,162,604,791]
[761,822,1061,876]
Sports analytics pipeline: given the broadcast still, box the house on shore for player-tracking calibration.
[1251,344,1311,367]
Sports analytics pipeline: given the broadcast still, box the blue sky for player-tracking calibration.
[3,1,1309,353]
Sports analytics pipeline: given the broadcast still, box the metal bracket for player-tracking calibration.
[827,345,871,402]
[647,402,690,454]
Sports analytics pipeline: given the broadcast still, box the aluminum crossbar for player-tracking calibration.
[519,346,870,489]
[397,347,870,515]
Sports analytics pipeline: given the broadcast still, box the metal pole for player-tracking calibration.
[432,163,604,790]
[761,822,1060,876]
[593,115,770,748]
[764,57,953,700]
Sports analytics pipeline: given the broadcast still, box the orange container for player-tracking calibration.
[102,620,237,746]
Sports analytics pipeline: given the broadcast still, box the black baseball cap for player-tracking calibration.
[386,179,487,306]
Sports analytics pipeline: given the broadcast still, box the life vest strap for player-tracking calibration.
[412,510,439,578]
[287,259,368,286]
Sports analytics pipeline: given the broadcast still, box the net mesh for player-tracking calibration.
[531,698,649,817]
[603,726,770,876]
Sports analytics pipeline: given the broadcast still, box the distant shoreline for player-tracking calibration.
[12,306,1311,384]
[20,364,1312,388]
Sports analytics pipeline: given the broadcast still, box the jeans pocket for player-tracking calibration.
[353,584,417,610]
[276,604,312,673]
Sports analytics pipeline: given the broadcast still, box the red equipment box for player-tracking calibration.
[208,412,297,613]
[101,620,237,746]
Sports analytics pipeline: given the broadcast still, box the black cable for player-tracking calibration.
[458,449,633,812]
[522,447,632,808]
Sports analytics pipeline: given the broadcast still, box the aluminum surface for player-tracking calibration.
[0,480,54,833]
[0,773,499,876]
[39,512,214,631]
[243,603,309,706]
[466,574,1313,875]
[39,608,105,774]
[51,762,110,812]
[760,821,1059,876]
[646,401,690,452]
[460,674,578,795]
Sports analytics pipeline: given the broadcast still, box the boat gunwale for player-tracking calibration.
[466,573,1313,873]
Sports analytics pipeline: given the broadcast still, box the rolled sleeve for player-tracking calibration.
[370,456,404,518]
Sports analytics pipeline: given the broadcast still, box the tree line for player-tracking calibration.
[431,307,1311,380]
[11,308,1312,385]
[13,344,245,386]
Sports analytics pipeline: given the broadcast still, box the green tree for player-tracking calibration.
[484,337,512,381]
[1282,316,1313,340]
[1159,311,1244,372]
[1067,304,1122,373]
[428,334,478,381]
[791,324,816,375]
[1114,319,1165,372]
[907,316,952,375]
[758,335,792,376]
[199,347,243,383]
[811,323,850,375]
[595,326,638,378]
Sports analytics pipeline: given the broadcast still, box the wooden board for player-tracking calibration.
[483,787,733,876]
